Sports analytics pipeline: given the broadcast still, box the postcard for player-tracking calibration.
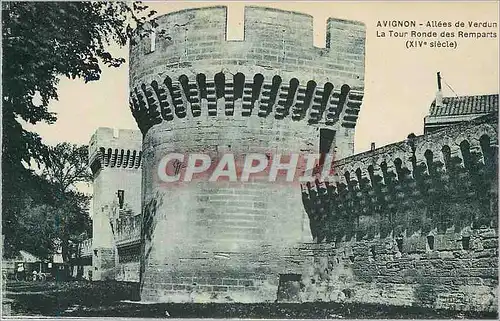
[1,1,498,319]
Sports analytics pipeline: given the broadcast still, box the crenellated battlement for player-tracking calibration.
[331,113,497,182]
[302,113,498,243]
[129,7,366,135]
[91,147,142,172]
[89,127,142,175]
[130,71,363,134]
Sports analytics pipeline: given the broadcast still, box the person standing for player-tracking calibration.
[16,263,25,281]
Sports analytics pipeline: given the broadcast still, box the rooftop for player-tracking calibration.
[428,94,498,117]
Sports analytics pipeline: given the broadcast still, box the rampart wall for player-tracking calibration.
[300,114,498,312]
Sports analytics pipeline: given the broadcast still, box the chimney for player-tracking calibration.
[370,142,376,151]
[436,72,443,108]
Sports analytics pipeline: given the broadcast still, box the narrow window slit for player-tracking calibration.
[427,235,435,250]
[462,236,470,250]
[396,237,404,253]
[319,129,335,168]
[117,190,125,209]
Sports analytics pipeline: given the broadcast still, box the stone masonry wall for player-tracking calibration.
[290,228,497,312]
[129,6,365,160]
[129,6,366,303]
[300,114,498,312]
[139,118,318,302]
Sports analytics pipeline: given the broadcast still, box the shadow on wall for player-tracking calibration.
[139,192,164,292]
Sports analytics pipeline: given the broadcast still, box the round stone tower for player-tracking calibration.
[129,6,365,303]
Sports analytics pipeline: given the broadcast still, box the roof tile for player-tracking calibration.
[430,94,499,117]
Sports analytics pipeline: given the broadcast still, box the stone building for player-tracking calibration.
[84,5,498,312]
[88,128,142,281]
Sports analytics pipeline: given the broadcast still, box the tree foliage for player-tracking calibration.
[2,1,157,258]
[2,1,155,166]
[3,143,92,260]
[43,143,93,194]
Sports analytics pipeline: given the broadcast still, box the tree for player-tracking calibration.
[3,143,92,262]
[52,190,92,263]
[43,143,93,263]
[43,143,93,194]
[15,201,58,260]
[2,2,157,257]
[9,190,92,263]
[2,1,156,166]
[2,170,60,258]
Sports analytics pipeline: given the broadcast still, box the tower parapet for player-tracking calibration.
[130,6,365,87]
[129,6,366,303]
[89,128,143,174]
[130,6,365,139]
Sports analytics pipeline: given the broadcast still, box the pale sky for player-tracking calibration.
[28,1,499,154]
